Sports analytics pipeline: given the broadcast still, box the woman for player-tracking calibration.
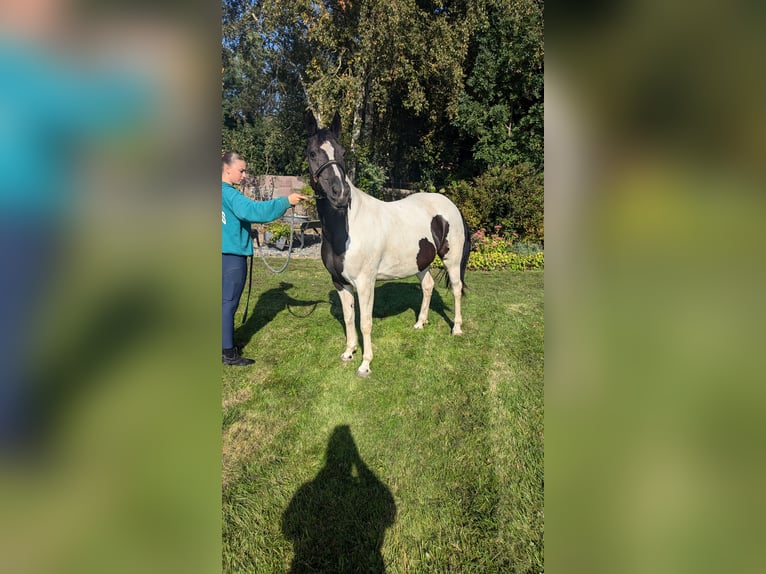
[222,152,307,366]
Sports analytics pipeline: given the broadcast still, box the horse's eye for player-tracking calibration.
[309,151,316,159]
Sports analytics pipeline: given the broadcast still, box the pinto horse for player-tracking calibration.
[306,111,470,377]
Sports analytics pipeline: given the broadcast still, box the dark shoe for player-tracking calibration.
[222,347,255,366]
[223,354,255,366]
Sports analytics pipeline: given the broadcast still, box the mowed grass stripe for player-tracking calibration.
[222,260,542,573]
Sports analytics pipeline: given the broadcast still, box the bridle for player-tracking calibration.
[310,159,347,199]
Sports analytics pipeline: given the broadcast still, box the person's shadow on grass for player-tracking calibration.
[282,425,396,573]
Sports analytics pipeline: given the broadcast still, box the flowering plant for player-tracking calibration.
[433,225,543,271]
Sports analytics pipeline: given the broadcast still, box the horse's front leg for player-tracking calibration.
[336,284,358,361]
[414,270,434,329]
[355,280,375,377]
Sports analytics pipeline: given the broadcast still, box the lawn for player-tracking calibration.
[222,259,543,573]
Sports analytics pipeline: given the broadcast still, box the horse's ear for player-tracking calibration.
[305,111,318,136]
[330,112,341,138]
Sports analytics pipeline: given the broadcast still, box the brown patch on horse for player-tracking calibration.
[416,238,437,271]
[430,215,451,258]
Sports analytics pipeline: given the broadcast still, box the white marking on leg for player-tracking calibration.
[356,280,375,376]
[447,263,464,335]
[414,270,434,329]
[451,284,463,335]
[337,286,358,360]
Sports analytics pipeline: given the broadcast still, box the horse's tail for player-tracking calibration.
[439,213,470,296]
[458,214,471,295]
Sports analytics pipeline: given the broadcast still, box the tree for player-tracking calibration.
[454,0,544,174]
[222,0,309,173]
[221,0,544,238]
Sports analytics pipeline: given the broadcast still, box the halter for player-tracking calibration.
[310,159,347,199]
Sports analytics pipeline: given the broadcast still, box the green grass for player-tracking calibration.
[222,259,543,573]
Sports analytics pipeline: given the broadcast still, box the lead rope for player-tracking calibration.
[253,205,297,274]
[241,253,254,326]
[240,206,298,326]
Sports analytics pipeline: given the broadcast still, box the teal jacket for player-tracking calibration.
[222,182,291,256]
[1,39,149,216]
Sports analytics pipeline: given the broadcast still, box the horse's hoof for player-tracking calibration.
[356,367,371,378]
[413,323,424,330]
[341,353,354,362]
[452,327,463,335]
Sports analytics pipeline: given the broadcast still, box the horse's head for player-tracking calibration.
[305,111,352,210]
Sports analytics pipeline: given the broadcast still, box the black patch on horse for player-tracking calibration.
[321,239,348,289]
[430,215,451,258]
[318,199,350,287]
[416,238,437,271]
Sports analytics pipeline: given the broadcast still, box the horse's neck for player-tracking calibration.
[348,179,368,203]
[316,180,369,254]
[317,191,348,255]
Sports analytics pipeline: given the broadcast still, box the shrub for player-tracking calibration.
[266,222,291,242]
[353,149,387,198]
[444,163,544,243]
[301,185,319,219]
[431,226,544,271]
[468,250,544,271]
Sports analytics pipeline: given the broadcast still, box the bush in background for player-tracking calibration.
[354,153,387,199]
[432,226,544,272]
[445,163,544,243]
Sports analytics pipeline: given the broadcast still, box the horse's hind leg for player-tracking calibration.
[336,285,358,361]
[446,263,464,335]
[414,269,434,329]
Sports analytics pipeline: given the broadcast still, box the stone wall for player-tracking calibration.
[243,175,314,218]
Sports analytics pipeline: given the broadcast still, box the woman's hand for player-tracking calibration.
[287,192,310,206]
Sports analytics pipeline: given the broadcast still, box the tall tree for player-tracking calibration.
[360,0,475,185]
[221,0,544,192]
[222,0,308,173]
[454,0,544,174]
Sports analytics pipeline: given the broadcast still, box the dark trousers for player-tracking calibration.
[222,254,247,350]
[0,224,55,447]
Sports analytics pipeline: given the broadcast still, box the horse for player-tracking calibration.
[306,111,471,377]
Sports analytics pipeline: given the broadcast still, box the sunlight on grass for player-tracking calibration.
[222,260,543,572]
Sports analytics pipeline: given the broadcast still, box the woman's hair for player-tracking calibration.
[222,151,244,168]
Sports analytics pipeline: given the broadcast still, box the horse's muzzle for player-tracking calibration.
[327,180,351,210]
[314,176,349,210]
